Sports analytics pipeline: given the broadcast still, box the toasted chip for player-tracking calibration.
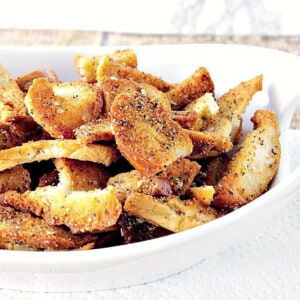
[0,65,34,149]
[213,110,281,210]
[100,76,171,114]
[157,158,201,196]
[111,92,193,175]
[25,78,103,138]
[203,74,263,150]
[0,185,122,233]
[184,129,229,158]
[54,158,110,191]
[38,170,59,187]
[0,64,29,121]
[0,165,31,193]
[0,139,120,172]
[183,92,219,131]
[124,193,218,232]
[97,56,174,92]
[16,69,59,92]
[0,122,27,150]
[74,118,114,144]
[172,110,200,130]
[74,49,138,83]
[107,170,142,204]
[0,204,97,250]
[167,67,214,109]
[73,55,101,83]
[136,176,173,198]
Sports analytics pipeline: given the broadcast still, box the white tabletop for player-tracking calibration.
[1,0,300,35]
[1,129,299,299]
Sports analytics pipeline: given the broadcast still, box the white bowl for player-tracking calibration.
[0,44,299,292]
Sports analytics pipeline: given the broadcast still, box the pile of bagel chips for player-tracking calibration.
[0,49,281,250]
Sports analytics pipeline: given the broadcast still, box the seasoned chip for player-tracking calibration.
[213,109,281,210]
[0,185,122,233]
[0,139,120,171]
[0,65,34,149]
[75,118,114,144]
[74,49,138,83]
[0,204,97,250]
[0,165,31,193]
[0,64,29,121]
[184,129,227,158]
[0,122,27,150]
[74,55,101,83]
[124,193,218,232]
[100,76,171,114]
[203,74,263,150]
[107,170,141,204]
[25,78,103,138]
[54,158,110,191]
[16,69,59,92]
[157,157,201,196]
[111,92,193,175]
[183,92,219,131]
[97,56,174,92]
[172,110,200,130]
[167,67,214,109]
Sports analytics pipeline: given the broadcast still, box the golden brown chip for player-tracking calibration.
[0,165,31,193]
[184,129,228,158]
[183,92,219,131]
[0,139,120,172]
[25,78,103,138]
[0,204,97,250]
[38,170,59,187]
[97,56,174,92]
[100,76,171,115]
[158,157,201,196]
[0,65,34,149]
[111,92,193,175]
[213,109,281,210]
[54,158,110,191]
[0,185,122,233]
[124,192,218,232]
[74,118,114,144]
[107,170,142,204]
[167,67,214,109]
[16,69,59,92]
[0,64,29,121]
[172,110,200,130]
[74,49,138,83]
[203,74,263,150]
[0,122,27,150]
[73,55,101,83]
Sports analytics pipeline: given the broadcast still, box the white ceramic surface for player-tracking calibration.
[0,44,299,292]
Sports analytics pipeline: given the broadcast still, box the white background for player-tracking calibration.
[0,0,299,35]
